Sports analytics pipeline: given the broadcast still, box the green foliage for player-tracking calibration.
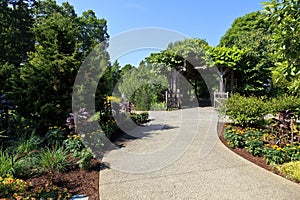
[64,135,85,154]
[75,148,94,170]
[146,38,211,100]
[130,112,149,125]
[1,134,40,178]
[0,0,34,66]
[277,161,300,182]
[9,133,41,155]
[263,0,300,94]
[101,120,119,139]
[206,46,244,69]
[218,11,275,95]
[224,125,246,148]
[3,0,110,131]
[0,150,14,177]
[268,95,300,115]
[45,127,67,146]
[64,135,94,170]
[118,61,168,110]
[221,94,267,126]
[263,145,289,165]
[223,125,300,165]
[37,145,73,174]
[245,129,264,156]
[13,155,39,179]
[150,102,166,111]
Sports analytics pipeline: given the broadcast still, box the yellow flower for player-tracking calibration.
[7,177,14,184]
[286,144,290,147]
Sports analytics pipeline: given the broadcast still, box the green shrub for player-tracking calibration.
[0,150,14,177]
[263,144,289,165]
[244,128,264,156]
[223,125,246,148]
[277,161,300,182]
[268,95,300,115]
[75,148,94,170]
[222,94,267,126]
[64,134,85,154]
[37,145,73,174]
[64,135,94,170]
[10,133,41,155]
[130,112,149,125]
[150,102,166,111]
[45,126,67,146]
[14,155,39,178]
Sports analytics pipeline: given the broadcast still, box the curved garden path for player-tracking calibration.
[99,107,300,199]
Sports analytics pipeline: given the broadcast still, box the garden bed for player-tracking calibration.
[25,159,101,200]
[218,124,300,184]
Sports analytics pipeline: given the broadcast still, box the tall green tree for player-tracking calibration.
[7,0,110,129]
[0,0,35,95]
[263,0,300,93]
[219,11,275,95]
[0,0,35,66]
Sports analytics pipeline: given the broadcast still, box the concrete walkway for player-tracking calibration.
[99,107,300,200]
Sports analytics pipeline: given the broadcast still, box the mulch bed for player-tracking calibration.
[26,159,101,200]
[218,133,274,172]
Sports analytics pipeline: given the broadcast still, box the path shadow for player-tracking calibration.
[98,123,179,170]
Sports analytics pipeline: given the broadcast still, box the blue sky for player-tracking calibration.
[57,0,264,66]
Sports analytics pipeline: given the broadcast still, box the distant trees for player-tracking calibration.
[146,38,211,103]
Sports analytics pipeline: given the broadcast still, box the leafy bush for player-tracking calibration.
[277,161,300,182]
[37,145,73,174]
[75,148,94,170]
[268,95,300,116]
[262,144,289,165]
[10,133,41,155]
[150,102,166,111]
[284,143,300,161]
[221,94,267,126]
[13,155,39,178]
[45,127,67,146]
[244,129,264,156]
[223,125,246,148]
[130,112,149,125]
[64,135,94,170]
[0,150,15,177]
